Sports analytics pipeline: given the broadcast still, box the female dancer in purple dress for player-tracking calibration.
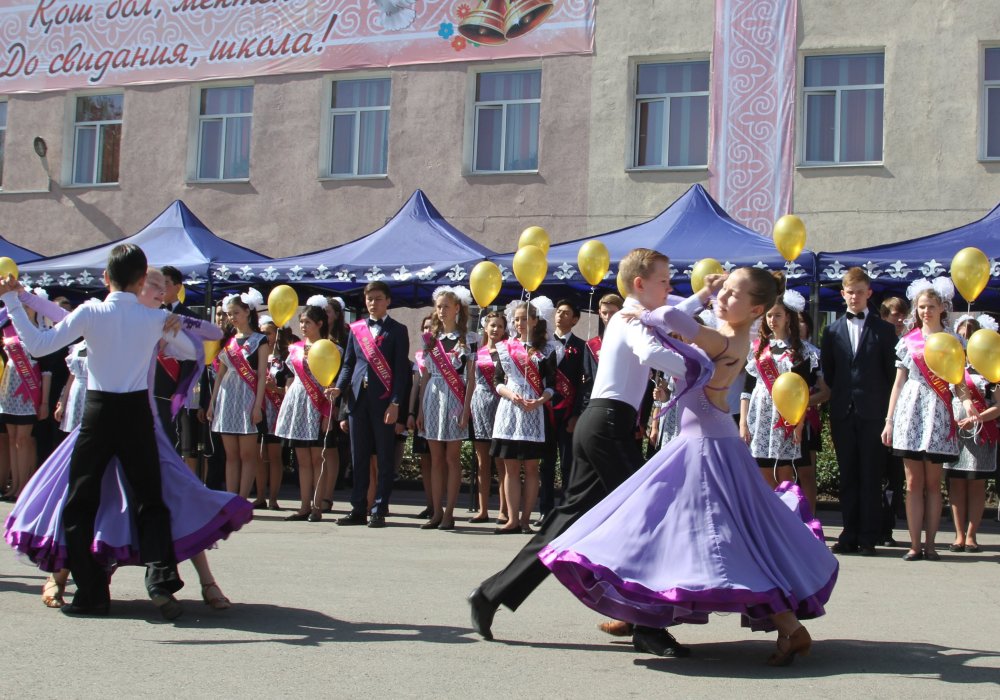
[540,268,839,667]
[5,270,252,610]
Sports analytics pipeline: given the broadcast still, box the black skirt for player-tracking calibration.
[490,438,544,461]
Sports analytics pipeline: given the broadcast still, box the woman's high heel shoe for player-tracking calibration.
[766,626,811,667]
[201,581,231,610]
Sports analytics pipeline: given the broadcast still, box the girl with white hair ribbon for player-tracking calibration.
[415,286,475,530]
[206,288,271,500]
[740,285,826,508]
[489,296,559,534]
[469,310,509,524]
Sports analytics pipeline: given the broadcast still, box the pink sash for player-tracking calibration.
[964,370,998,445]
[350,319,392,399]
[553,368,576,412]
[423,332,466,407]
[506,338,543,397]
[2,324,41,409]
[225,336,280,415]
[414,350,427,373]
[476,345,498,394]
[586,336,602,363]
[903,329,956,438]
[289,342,331,418]
[753,339,795,439]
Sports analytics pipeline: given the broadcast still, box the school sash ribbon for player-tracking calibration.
[224,336,280,415]
[423,332,467,410]
[289,342,331,418]
[964,370,998,445]
[586,336,602,363]
[414,350,427,373]
[553,368,576,413]
[476,345,498,394]
[2,324,41,409]
[506,338,543,397]
[753,339,796,439]
[157,354,181,383]
[350,319,392,399]
[904,329,957,438]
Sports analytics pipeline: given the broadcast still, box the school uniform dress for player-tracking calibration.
[490,339,557,461]
[654,376,681,450]
[211,333,267,435]
[274,345,338,448]
[419,333,470,442]
[946,372,998,480]
[60,342,88,433]
[891,336,959,463]
[471,347,501,442]
[0,331,44,425]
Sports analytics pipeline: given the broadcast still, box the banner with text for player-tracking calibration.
[0,0,594,94]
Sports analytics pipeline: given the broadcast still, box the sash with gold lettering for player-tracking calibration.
[423,332,466,408]
[753,339,795,439]
[2,324,41,409]
[289,342,331,418]
[350,319,392,399]
[904,329,957,438]
[963,370,998,445]
[476,345,498,394]
[506,338,543,397]
[586,336,602,363]
[224,336,280,415]
[553,366,576,413]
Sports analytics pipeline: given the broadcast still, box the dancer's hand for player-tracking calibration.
[53,402,64,422]
[384,403,398,425]
[406,415,416,432]
[0,274,24,296]
[702,273,727,295]
[618,307,644,323]
[792,423,803,445]
[340,420,349,433]
[163,314,182,336]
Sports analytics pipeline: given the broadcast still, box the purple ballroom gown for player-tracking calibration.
[4,315,252,574]
[539,335,838,633]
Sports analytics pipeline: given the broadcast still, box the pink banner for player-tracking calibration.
[708,0,796,235]
[0,1,594,94]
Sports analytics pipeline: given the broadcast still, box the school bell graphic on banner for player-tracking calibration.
[458,0,554,45]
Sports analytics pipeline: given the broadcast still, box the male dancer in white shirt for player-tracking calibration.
[0,244,194,618]
[469,247,721,657]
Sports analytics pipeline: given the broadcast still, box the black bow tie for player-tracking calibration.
[846,311,865,320]
[368,318,382,327]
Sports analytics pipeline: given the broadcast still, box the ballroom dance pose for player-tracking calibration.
[541,268,839,667]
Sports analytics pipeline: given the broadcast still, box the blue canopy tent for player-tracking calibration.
[227,190,497,306]
[0,236,42,264]
[816,201,1000,311]
[18,200,269,304]
[488,184,816,306]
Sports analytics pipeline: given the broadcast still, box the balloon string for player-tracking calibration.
[587,286,595,342]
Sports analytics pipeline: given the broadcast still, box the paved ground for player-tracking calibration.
[2,491,998,699]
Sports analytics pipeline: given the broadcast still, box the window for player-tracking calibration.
[329,78,390,177]
[802,53,884,164]
[983,47,1000,159]
[633,61,709,169]
[0,101,6,188]
[73,94,123,185]
[197,86,252,180]
[473,70,541,173]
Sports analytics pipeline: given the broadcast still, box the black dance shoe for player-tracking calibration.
[467,588,497,641]
[632,627,692,658]
[149,590,183,621]
[337,512,368,526]
[60,601,110,617]
[368,513,386,528]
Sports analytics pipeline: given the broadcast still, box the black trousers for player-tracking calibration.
[881,452,905,538]
[348,386,397,516]
[480,399,642,611]
[830,410,886,549]
[539,407,575,516]
[63,391,180,606]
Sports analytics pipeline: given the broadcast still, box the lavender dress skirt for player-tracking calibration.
[540,338,838,633]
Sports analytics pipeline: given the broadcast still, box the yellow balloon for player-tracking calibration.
[616,268,628,298]
[965,329,1000,383]
[690,258,725,293]
[308,338,342,387]
[469,261,502,308]
[772,372,810,426]
[773,215,806,262]
[0,257,19,280]
[518,226,550,255]
[203,340,222,366]
[924,332,966,385]
[513,245,547,292]
[951,247,990,303]
[177,284,186,304]
[267,285,298,328]
[577,240,610,287]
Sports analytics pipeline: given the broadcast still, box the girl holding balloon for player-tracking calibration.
[258,313,294,511]
[275,301,340,522]
[206,289,269,500]
[882,278,971,561]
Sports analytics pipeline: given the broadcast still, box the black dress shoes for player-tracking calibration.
[149,590,183,621]
[467,588,497,641]
[60,601,110,617]
[337,512,368,526]
[368,513,386,528]
[858,546,877,556]
[632,626,692,658]
[830,542,858,555]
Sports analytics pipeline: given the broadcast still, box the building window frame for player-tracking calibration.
[468,65,542,175]
[0,99,7,189]
[70,91,124,186]
[981,44,1000,161]
[192,82,253,182]
[628,56,711,172]
[799,50,885,167]
[322,74,391,180]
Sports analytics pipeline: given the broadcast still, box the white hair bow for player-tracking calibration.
[782,289,806,313]
[306,294,328,310]
[432,285,473,308]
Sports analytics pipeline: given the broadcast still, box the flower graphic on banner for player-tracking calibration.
[920,259,946,277]
[784,261,805,278]
[554,262,576,280]
[886,261,910,279]
[393,266,412,281]
[822,261,845,280]
[991,258,1000,277]
[415,266,436,281]
[287,265,305,281]
[260,266,279,282]
[185,272,204,285]
[456,4,471,19]
[236,265,254,280]
[438,23,454,39]
[863,261,881,279]
[335,269,356,282]
[58,273,73,286]
[445,264,467,281]
[313,264,332,280]
[451,36,467,52]
[214,265,231,281]
[78,270,95,285]
[365,266,386,281]
[20,274,33,287]
[722,261,736,272]
[37,273,54,287]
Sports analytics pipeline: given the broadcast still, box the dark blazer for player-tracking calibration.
[155,301,199,400]
[821,311,897,422]
[336,316,410,410]
[555,333,587,417]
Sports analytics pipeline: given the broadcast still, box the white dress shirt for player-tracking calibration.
[2,290,195,393]
[591,295,702,411]
[846,313,865,354]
